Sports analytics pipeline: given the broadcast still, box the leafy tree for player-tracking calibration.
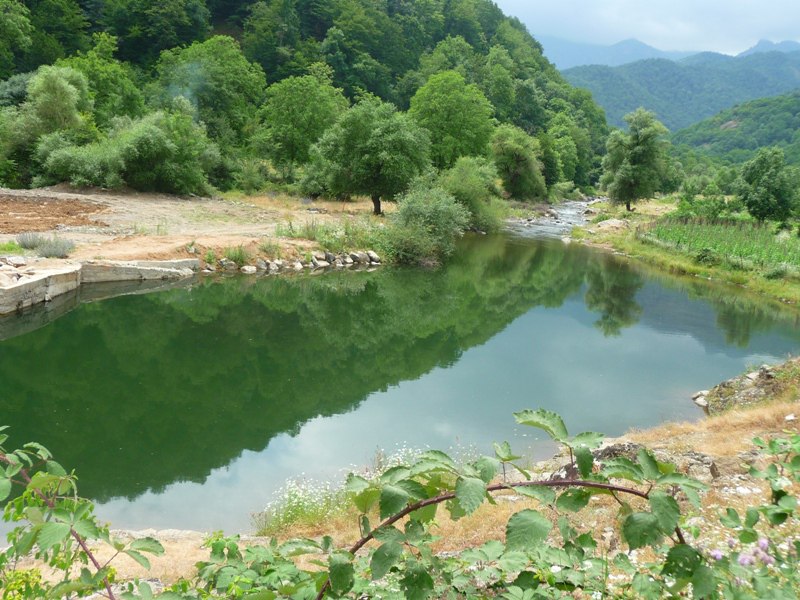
[12,0,89,72]
[438,155,503,231]
[736,147,798,222]
[304,97,431,215]
[601,108,670,211]
[537,131,560,188]
[480,45,515,121]
[26,65,92,134]
[242,0,310,83]
[57,33,144,128]
[254,66,347,178]
[102,0,210,64]
[0,0,32,78]
[154,36,267,147]
[409,70,495,169]
[491,124,546,200]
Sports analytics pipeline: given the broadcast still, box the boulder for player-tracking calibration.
[240,265,257,274]
[255,259,268,271]
[367,250,381,263]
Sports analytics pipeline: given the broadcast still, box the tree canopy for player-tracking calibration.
[601,108,670,211]
[736,147,798,222]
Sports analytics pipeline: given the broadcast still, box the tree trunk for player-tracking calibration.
[371,194,382,215]
[626,200,632,211]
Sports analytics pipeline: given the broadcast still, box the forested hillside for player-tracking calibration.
[537,36,696,70]
[673,91,800,165]
[563,51,800,130]
[0,0,608,195]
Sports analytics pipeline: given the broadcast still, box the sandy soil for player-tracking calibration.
[0,186,385,262]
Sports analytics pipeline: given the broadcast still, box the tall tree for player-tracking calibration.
[491,124,546,200]
[0,0,32,77]
[409,70,494,169]
[304,97,431,215]
[601,108,670,211]
[254,66,348,178]
[737,147,798,222]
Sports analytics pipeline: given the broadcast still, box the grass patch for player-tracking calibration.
[223,245,250,266]
[275,218,380,253]
[0,241,23,253]
[258,239,282,258]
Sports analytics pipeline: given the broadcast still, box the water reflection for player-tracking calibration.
[0,234,798,532]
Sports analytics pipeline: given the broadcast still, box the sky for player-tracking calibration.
[494,0,800,54]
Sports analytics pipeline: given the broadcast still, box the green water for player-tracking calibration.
[1,233,799,532]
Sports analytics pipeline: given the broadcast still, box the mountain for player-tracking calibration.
[563,51,800,131]
[536,35,697,70]
[739,40,800,57]
[672,90,800,165]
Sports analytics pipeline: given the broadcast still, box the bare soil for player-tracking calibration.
[0,186,385,262]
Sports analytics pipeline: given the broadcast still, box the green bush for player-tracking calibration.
[36,237,75,258]
[223,245,250,266]
[381,184,470,264]
[439,156,504,232]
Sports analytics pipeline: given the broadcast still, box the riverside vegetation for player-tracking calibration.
[2,407,800,598]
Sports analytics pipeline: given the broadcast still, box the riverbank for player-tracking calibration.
[571,198,800,305]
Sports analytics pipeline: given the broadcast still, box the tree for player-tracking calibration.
[254,66,347,178]
[491,124,546,200]
[13,0,89,72]
[737,147,798,222]
[601,108,670,211]
[0,0,32,78]
[409,70,494,169]
[304,97,431,215]
[154,36,267,147]
[57,33,145,128]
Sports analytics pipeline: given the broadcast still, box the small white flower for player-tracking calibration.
[550,565,562,573]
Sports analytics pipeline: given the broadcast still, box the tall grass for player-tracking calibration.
[274,218,380,253]
[639,217,800,273]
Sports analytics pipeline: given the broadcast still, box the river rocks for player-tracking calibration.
[80,260,196,284]
[241,265,257,274]
[256,259,268,271]
[700,361,789,415]
[595,218,629,232]
[367,250,381,263]
[0,255,26,268]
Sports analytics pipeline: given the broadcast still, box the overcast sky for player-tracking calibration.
[494,0,800,54]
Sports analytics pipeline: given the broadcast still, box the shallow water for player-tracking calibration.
[1,233,798,533]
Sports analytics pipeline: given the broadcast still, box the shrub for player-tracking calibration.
[36,237,75,258]
[439,156,504,232]
[233,158,268,194]
[15,232,46,249]
[382,184,470,264]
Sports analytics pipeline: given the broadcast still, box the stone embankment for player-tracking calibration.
[0,249,383,316]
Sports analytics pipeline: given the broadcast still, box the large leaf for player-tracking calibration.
[513,485,556,505]
[328,553,355,595]
[37,522,71,551]
[0,477,11,502]
[124,549,151,570]
[661,544,702,579]
[455,476,487,516]
[514,409,568,442]
[494,441,521,462]
[505,509,552,551]
[370,541,403,580]
[475,456,501,483]
[400,560,434,600]
[574,447,594,478]
[637,449,661,480]
[380,485,410,519]
[556,488,592,512]
[571,431,604,450]
[622,512,662,549]
[649,491,680,533]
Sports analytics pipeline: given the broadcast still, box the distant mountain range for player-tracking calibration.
[672,90,800,165]
[536,35,800,70]
[562,51,800,131]
[536,36,697,70]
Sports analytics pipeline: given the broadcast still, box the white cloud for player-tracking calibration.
[495,0,800,54]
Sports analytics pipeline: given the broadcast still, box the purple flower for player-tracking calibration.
[738,553,755,567]
[728,538,737,548]
[710,549,725,561]
[758,538,769,551]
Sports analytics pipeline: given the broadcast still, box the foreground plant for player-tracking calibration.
[2,411,799,599]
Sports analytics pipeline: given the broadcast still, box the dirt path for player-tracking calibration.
[0,186,383,262]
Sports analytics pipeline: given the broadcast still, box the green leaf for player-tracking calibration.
[130,537,165,555]
[622,512,663,549]
[475,456,501,483]
[600,457,644,482]
[123,549,151,570]
[513,485,556,505]
[370,541,403,580]
[575,446,594,478]
[410,502,437,523]
[417,450,457,471]
[556,488,592,512]
[353,488,380,513]
[637,449,661,480]
[455,476,487,516]
[571,431,604,450]
[45,461,67,476]
[744,507,759,528]
[328,553,355,595]
[494,441,521,462]
[278,538,321,556]
[720,508,741,528]
[373,526,405,544]
[514,409,568,442]
[400,559,434,600]
[0,477,11,502]
[380,484,410,519]
[691,565,716,598]
[505,509,552,551]
[649,491,681,533]
[662,544,702,579]
[345,473,370,494]
[37,522,71,550]
[243,592,277,600]
[395,479,427,500]
[72,520,100,540]
[380,466,411,485]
